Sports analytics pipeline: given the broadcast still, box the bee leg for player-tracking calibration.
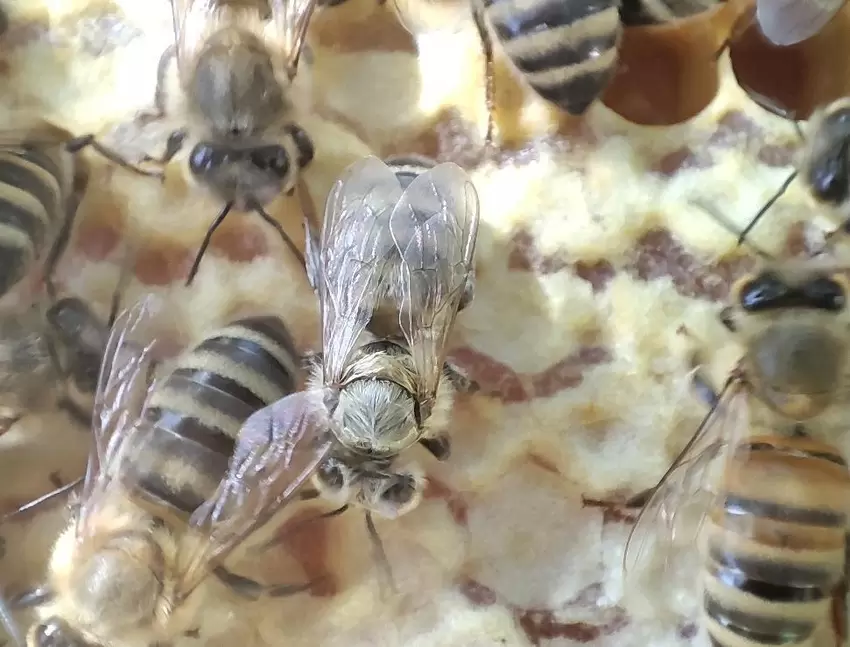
[136,45,176,125]
[255,505,349,552]
[738,170,798,244]
[212,566,313,601]
[419,433,451,461]
[185,202,234,287]
[65,135,165,180]
[364,512,397,598]
[443,361,479,394]
[254,205,306,270]
[7,588,52,610]
[458,273,475,312]
[0,414,20,436]
[56,397,91,428]
[42,199,81,303]
[470,0,496,152]
[140,129,187,167]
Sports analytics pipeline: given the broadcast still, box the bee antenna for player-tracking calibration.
[364,512,397,597]
[0,477,83,524]
[688,199,775,260]
[738,170,799,245]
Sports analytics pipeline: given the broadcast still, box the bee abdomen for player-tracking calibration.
[384,154,436,188]
[0,146,66,295]
[132,316,300,516]
[701,442,849,647]
[483,0,621,115]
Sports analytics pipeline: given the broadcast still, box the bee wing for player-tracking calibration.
[318,156,404,384]
[75,295,171,539]
[755,0,846,45]
[270,0,321,77]
[389,162,479,405]
[174,391,333,598]
[623,378,750,614]
[170,0,217,83]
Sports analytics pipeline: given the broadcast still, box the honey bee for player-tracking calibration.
[136,0,320,287]
[13,297,316,647]
[619,261,850,646]
[755,0,846,46]
[242,155,479,580]
[385,0,723,145]
[0,295,113,433]
[737,97,850,243]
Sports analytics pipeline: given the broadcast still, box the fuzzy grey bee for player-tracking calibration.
[136,0,320,287]
[11,298,318,647]
[234,156,479,584]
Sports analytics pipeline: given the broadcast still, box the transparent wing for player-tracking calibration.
[389,162,479,406]
[755,0,846,45]
[171,0,217,84]
[270,0,321,77]
[622,378,750,617]
[75,295,172,540]
[391,0,471,36]
[174,391,333,598]
[319,156,404,384]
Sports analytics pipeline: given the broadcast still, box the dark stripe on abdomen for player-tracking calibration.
[704,593,816,645]
[723,495,845,528]
[485,0,620,114]
[132,317,300,516]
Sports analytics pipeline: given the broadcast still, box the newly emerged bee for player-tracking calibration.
[738,97,850,243]
[137,0,320,286]
[755,0,846,46]
[238,155,479,578]
[13,298,316,647]
[384,0,723,144]
[617,261,850,647]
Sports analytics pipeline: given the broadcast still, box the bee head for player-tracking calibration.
[191,30,284,139]
[45,298,107,394]
[727,268,850,419]
[332,380,420,458]
[30,618,92,647]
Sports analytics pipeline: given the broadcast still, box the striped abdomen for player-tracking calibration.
[128,316,300,517]
[482,0,621,115]
[702,436,850,647]
[0,143,72,297]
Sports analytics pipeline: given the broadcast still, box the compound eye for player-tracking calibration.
[380,475,416,507]
[803,276,846,311]
[316,460,345,492]
[740,272,787,312]
[188,144,217,175]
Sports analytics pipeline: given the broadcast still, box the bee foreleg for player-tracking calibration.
[470,0,496,151]
[212,566,313,601]
[186,202,234,287]
[136,45,176,125]
[141,129,187,167]
[443,361,479,394]
[364,512,397,598]
[65,135,165,180]
[419,433,451,461]
[254,206,306,270]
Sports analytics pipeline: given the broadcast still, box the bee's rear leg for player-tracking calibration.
[471,1,496,152]
[135,45,176,125]
[212,566,314,601]
[65,135,165,180]
[444,361,479,394]
[419,433,451,461]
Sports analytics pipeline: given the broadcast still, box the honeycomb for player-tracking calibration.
[0,0,847,645]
